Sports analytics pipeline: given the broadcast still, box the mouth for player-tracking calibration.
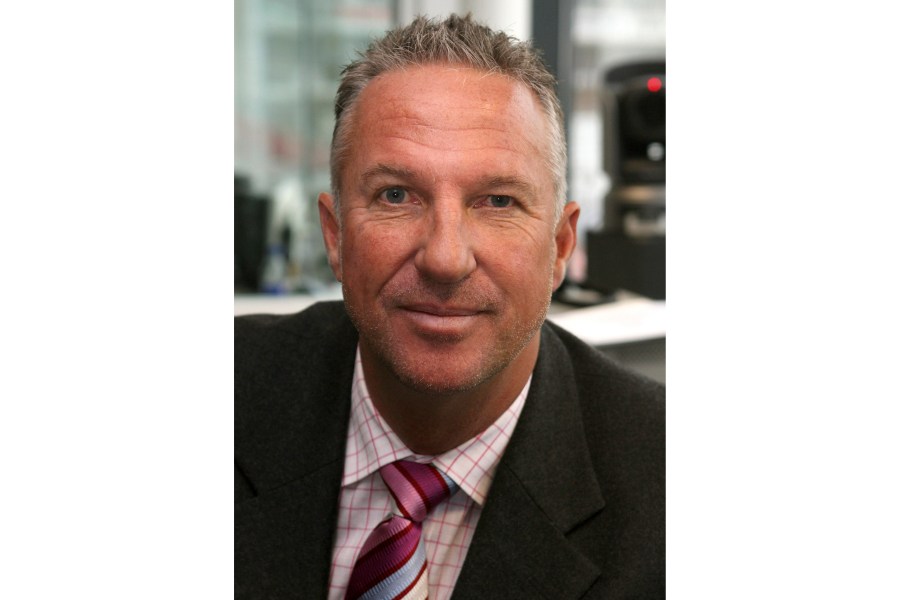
[396,303,485,339]
[402,303,482,317]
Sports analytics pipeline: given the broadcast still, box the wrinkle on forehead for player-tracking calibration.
[357,74,546,155]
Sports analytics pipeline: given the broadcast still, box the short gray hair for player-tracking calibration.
[329,13,567,218]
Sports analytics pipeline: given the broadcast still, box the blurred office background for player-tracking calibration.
[234,0,665,381]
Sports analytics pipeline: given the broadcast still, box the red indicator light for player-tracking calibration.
[647,77,663,92]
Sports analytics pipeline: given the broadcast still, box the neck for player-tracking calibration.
[360,335,540,456]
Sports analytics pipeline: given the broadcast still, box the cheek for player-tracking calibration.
[341,227,414,288]
[481,223,555,267]
[484,235,556,291]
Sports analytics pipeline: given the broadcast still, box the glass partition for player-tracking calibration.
[235,0,394,293]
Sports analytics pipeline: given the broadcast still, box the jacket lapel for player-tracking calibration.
[452,325,606,599]
[235,460,346,597]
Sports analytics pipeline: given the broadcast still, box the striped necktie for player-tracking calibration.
[345,461,459,600]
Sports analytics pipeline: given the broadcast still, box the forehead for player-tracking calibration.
[357,63,544,122]
[343,64,550,185]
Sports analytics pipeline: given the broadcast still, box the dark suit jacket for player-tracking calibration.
[236,301,665,599]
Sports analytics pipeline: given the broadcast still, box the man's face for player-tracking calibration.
[319,64,579,395]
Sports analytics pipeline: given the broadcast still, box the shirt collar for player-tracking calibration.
[341,346,530,506]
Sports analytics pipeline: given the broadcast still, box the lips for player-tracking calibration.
[401,303,481,317]
[396,303,485,339]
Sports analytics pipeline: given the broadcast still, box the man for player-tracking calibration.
[236,14,664,600]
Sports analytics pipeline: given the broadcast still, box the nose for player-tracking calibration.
[414,202,476,283]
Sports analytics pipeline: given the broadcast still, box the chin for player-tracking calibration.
[390,356,498,396]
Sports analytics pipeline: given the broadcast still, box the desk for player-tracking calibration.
[234,288,344,317]
[547,297,665,383]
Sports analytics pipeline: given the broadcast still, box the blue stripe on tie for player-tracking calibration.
[358,533,427,600]
[436,470,459,496]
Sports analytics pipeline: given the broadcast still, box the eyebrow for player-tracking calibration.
[479,176,534,194]
[360,164,416,186]
[359,165,536,195]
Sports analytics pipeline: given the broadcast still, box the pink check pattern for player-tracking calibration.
[327,348,530,600]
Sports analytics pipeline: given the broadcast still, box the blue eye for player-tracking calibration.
[382,187,406,204]
[488,195,513,208]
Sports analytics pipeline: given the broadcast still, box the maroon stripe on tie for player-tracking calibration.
[354,520,415,566]
[424,463,452,501]
[347,532,421,599]
[395,461,434,513]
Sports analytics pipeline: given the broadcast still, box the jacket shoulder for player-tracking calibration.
[545,320,665,478]
[235,300,352,348]
[544,319,664,413]
[234,301,357,497]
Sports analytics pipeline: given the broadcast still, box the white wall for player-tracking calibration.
[395,0,532,41]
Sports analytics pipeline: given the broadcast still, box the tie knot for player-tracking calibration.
[380,460,458,522]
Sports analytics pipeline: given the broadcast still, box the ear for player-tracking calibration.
[552,201,580,291]
[318,192,343,282]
